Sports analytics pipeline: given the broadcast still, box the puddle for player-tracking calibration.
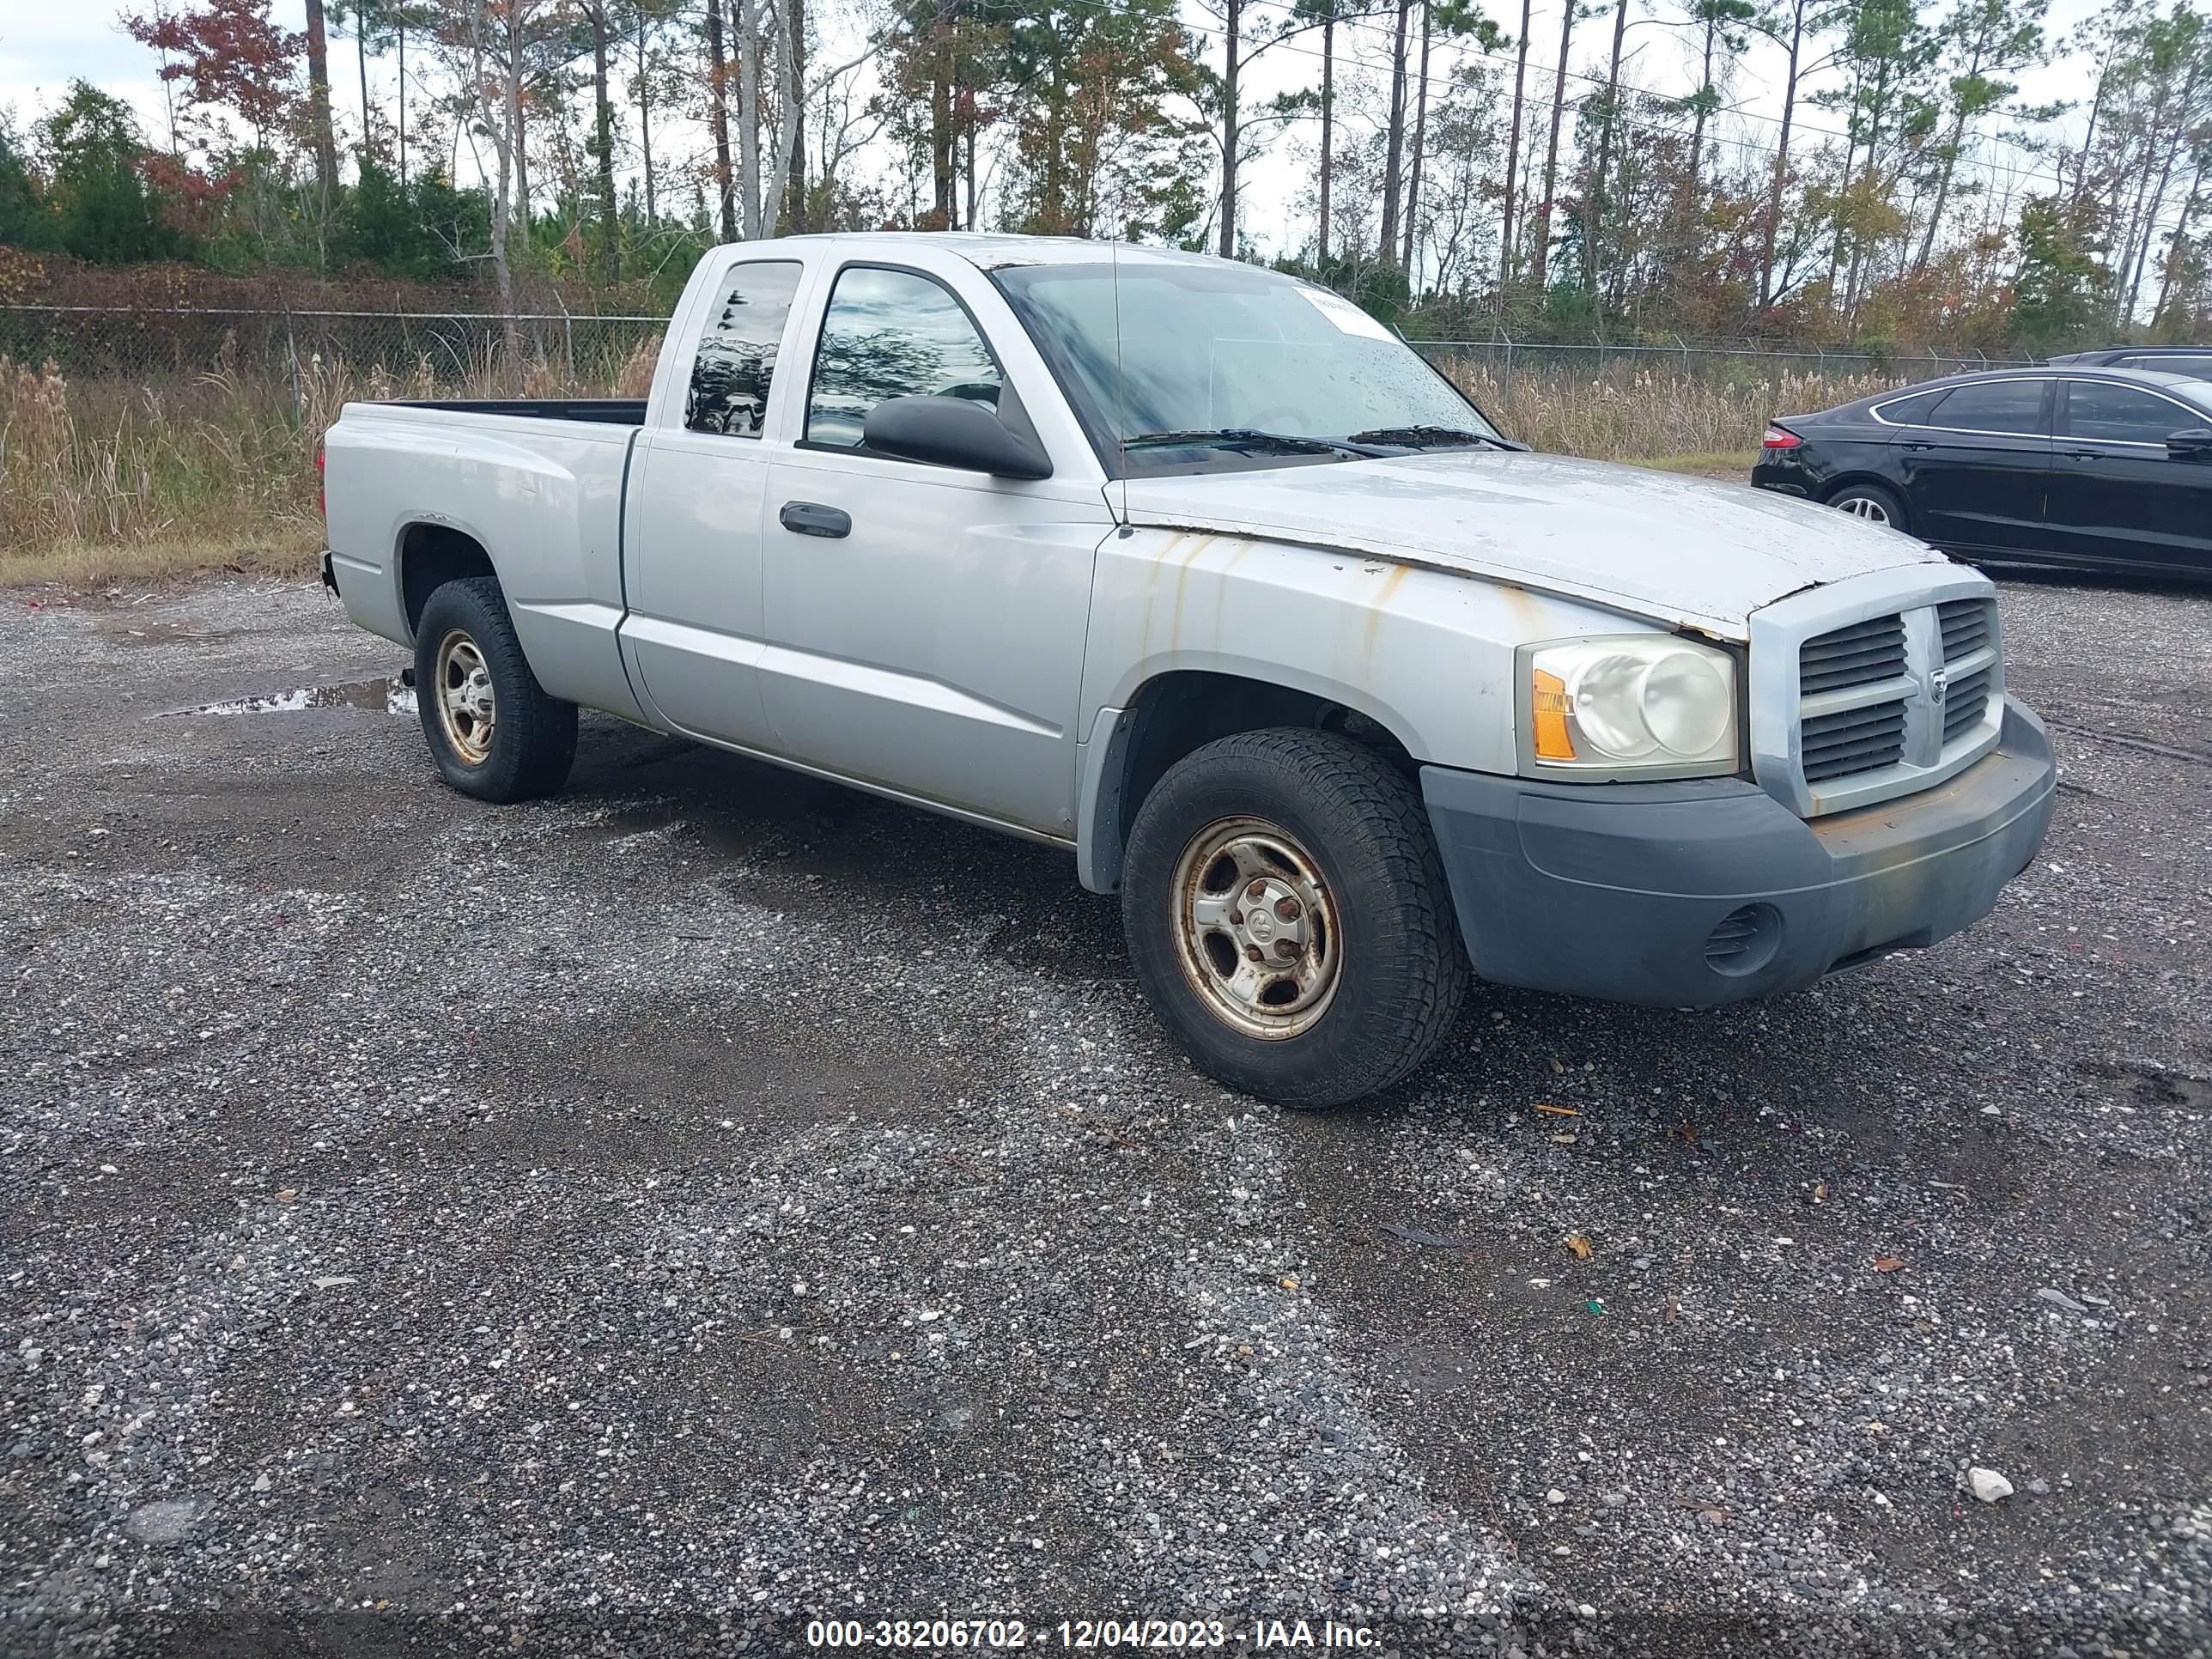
[173,676,418,718]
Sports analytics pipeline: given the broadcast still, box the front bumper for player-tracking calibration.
[1421,698,2056,1006]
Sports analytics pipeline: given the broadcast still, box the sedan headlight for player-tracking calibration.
[1518,635,1740,779]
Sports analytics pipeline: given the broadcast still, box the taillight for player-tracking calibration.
[316,444,327,517]
[1761,425,1802,450]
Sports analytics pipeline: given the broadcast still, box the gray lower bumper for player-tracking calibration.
[1421,698,2057,1006]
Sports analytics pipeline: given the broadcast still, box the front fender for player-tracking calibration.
[1078,527,1638,775]
[1070,527,1652,891]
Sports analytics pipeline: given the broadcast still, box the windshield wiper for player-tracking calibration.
[1121,428,1388,459]
[1346,423,1524,452]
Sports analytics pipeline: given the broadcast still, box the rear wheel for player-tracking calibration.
[1121,728,1468,1109]
[1826,481,1909,532]
[414,575,577,803]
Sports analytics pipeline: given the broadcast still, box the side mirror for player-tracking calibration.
[862,395,1052,480]
[2167,427,2212,460]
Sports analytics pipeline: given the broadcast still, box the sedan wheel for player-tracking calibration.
[1830,487,1903,528]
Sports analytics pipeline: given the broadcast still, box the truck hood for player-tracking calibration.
[1118,450,1947,640]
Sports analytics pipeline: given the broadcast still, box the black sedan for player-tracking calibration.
[1751,366,2212,578]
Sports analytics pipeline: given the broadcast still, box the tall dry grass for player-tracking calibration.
[2,358,320,555]
[0,331,663,584]
[1442,362,1901,459]
[1,343,1902,586]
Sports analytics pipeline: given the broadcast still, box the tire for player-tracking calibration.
[413,575,577,803]
[1826,481,1909,532]
[1121,727,1469,1109]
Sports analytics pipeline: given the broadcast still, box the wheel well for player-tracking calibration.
[400,524,498,635]
[1818,472,1899,505]
[1091,671,1419,892]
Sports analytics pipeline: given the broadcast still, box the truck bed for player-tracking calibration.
[382,398,647,426]
[326,394,646,724]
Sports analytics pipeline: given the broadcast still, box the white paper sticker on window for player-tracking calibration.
[1298,287,1395,341]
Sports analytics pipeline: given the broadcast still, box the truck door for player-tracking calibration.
[758,260,1111,838]
[620,258,805,747]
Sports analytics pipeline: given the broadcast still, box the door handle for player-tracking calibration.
[2064,450,2099,461]
[779,501,851,538]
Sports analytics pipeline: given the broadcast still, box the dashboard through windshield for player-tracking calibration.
[989,259,1504,476]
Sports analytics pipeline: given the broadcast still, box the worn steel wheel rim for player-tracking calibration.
[434,629,496,766]
[1834,494,1892,525]
[1170,815,1341,1040]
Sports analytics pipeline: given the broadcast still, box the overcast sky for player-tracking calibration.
[0,0,2112,269]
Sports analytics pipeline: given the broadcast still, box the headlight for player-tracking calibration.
[1519,635,1739,778]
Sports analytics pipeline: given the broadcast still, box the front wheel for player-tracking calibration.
[1121,728,1469,1108]
[1827,481,1909,532]
[413,576,577,803]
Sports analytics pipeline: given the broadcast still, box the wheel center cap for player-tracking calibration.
[1247,907,1277,942]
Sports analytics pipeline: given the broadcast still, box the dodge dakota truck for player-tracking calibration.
[320,234,2057,1108]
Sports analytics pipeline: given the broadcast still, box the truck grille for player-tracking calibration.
[1798,616,1911,782]
[1937,598,1990,659]
[1802,701,1907,781]
[1943,664,1994,744]
[1799,615,1906,694]
[1779,592,2002,812]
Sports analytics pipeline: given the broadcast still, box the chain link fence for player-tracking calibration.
[0,305,670,402]
[2,303,2031,402]
[1404,337,2029,383]
[1403,337,2033,459]
[0,301,2045,550]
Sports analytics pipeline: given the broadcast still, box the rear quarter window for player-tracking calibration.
[685,260,805,436]
[1874,388,1946,424]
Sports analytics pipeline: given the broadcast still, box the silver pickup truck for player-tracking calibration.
[321,233,2057,1107]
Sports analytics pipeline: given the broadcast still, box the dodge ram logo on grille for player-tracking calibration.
[1929,666,1948,707]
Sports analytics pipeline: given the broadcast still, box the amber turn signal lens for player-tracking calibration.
[1532,668,1576,760]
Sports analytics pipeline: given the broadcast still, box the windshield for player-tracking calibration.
[989,259,1503,474]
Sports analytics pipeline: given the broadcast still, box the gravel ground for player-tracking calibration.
[0,572,2208,1659]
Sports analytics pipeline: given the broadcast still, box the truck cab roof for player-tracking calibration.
[706,230,1231,273]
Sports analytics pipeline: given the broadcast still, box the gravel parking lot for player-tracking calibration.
[2,570,2208,1659]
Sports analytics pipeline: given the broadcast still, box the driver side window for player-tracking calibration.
[2065,380,2193,445]
[804,266,1003,450]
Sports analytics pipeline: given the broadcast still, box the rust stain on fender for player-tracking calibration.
[1359,562,1413,665]
[1167,532,1221,647]
[1494,581,1544,632]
